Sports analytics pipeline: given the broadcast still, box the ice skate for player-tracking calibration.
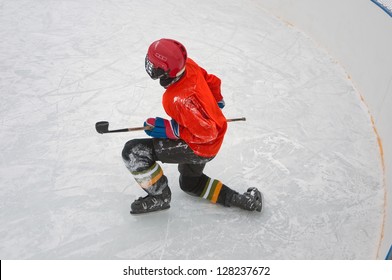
[229,187,263,212]
[130,187,171,214]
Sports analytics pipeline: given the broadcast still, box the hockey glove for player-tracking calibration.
[217,99,225,109]
[144,117,180,139]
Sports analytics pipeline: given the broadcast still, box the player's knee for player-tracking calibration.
[122,139,154,171]
[179,174,208,197]
[122,139,138,161]
[179,175,194,193]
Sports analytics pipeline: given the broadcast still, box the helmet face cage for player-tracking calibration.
[145,55,167,80]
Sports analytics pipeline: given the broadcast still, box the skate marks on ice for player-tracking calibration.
[216,132,383,259]
[115,131,382,259]
[117,193,267,260]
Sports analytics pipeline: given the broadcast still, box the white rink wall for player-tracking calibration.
[258,0,392,259]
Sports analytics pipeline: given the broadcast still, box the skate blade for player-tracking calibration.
[130,205,170,215]
[256,192,264,213]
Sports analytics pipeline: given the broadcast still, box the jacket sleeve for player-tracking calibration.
[199,66,223,103]
[175,96,218,144]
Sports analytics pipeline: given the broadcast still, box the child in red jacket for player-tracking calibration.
[122,38,263,214]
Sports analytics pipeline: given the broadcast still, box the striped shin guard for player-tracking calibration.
[200,178,223,203]
[131,163,164,190]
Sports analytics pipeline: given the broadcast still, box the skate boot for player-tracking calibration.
[230,187,263,212]
[130,187,171,214]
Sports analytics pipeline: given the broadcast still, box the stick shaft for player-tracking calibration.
[227,117,246,122]
[103,126,151,133]
[128,126,152,131]
[125,117,245,131]
[100,117,246,134]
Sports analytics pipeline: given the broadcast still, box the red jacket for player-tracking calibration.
[162,58,227,157]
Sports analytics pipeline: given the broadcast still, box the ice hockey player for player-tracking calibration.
[122,38,263,214]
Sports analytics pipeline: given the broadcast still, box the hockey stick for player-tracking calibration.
[95,117,246,134]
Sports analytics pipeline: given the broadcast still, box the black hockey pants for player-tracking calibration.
[121,138,236,206]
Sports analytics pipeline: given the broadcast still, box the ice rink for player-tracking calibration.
[0,0,384,259]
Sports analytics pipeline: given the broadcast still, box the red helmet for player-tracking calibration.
[145,38,187,79]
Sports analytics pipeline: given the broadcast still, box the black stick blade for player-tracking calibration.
[95,121,109,134]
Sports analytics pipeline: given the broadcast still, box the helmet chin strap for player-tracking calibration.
[160,69,186,88]
[159,76,174,88]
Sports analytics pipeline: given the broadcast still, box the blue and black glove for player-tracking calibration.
[144,117,180,139]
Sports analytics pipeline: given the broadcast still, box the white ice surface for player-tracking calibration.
[0,0,384,259]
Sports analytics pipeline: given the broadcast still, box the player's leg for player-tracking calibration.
[122,138,171,214]
[153,139,263,212]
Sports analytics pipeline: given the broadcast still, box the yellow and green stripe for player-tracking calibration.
[201,178,223,203]
[131,163,163,189]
